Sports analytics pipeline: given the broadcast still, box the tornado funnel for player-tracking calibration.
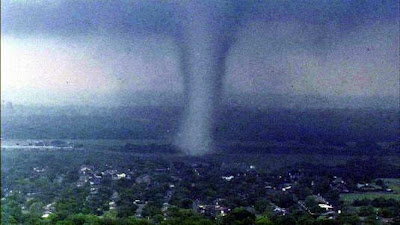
[175,2,232,155]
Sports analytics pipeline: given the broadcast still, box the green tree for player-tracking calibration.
[336,214,361,225]
[297,214,315,225]
[304,196,325,214]
[363,215,379,225]
[2,199,23,224]
[378,207,398,218]
[255,216,274,225]
[314,218,339,225]
[274,215,296,225]
[162,208,214,225]
[104,210,118,219]
[358,206,375,217]
[29,202,44,216]
[254,199,271,214]
[179,198,194,209]
[221,208,256,225]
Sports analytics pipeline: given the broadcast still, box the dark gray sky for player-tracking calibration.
[1,0,399,106]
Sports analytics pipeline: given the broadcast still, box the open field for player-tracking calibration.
[381,178,400,192]
[340,192,400,202]
[340,179,400,203]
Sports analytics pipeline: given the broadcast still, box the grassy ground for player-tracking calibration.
[381,178,400,192]
[341,190,400,203]
[341,178,400,202]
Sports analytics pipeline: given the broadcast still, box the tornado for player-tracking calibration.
[174,1,234,155]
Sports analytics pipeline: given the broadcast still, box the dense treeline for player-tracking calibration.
[3,203,400,225]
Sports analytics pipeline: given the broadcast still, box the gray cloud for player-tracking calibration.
[2,0,399,155]
[2,0,399,104]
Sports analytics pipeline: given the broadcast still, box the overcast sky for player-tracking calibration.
[1,0,399,106]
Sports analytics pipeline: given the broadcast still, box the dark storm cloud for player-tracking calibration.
[2,0,398,155]
[2,0,399,102]
[2,0,398,38]
[1,0,179,37]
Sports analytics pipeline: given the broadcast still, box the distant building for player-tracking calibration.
[318,204,334,211]
[221,175,234,181]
